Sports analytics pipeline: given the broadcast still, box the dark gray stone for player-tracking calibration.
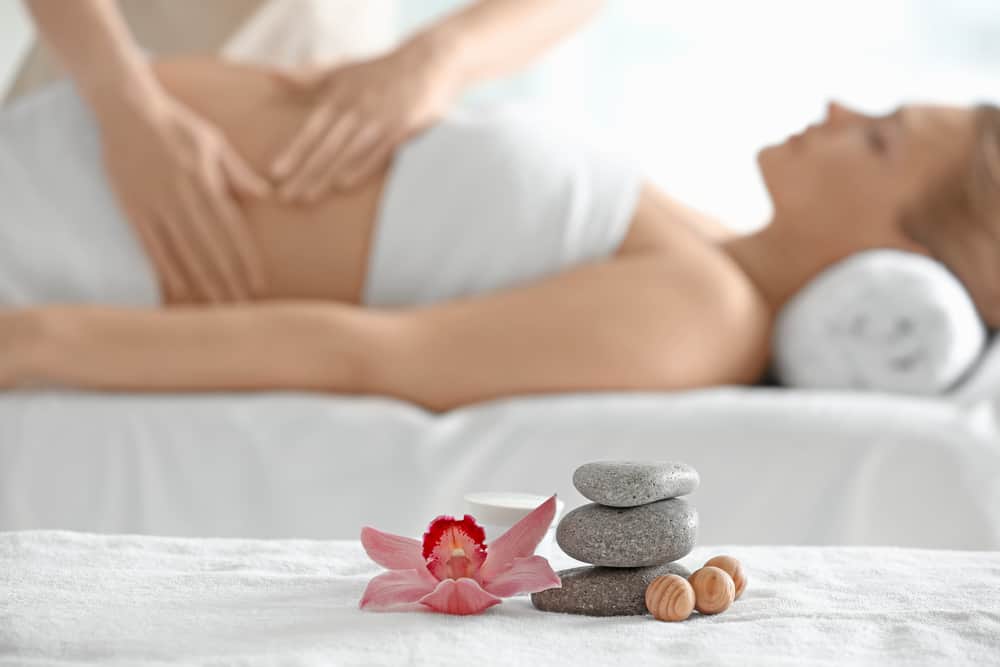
[556,498,697,567]
[531,562,691,616]
[572,461,699,507]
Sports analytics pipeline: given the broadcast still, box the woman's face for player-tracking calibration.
[758,101,1000,320]
[759,101,974,229]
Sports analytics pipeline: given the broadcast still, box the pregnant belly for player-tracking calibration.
[153,58,387,303]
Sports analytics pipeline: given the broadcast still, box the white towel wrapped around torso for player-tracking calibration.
[364,108,643,306]
[773,250,987,395]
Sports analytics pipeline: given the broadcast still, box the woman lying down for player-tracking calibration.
[2,57,999,411]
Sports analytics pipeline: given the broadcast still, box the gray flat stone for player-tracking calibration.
[531,562,691,616]
[556,498,697,567]
[573,461,699,507]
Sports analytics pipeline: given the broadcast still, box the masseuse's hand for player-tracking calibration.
[271,39,459,201]
[98,90,271,303]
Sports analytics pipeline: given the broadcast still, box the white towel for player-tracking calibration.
[773,250,987,395]
[2,531,999,666]
[364,108,643,306]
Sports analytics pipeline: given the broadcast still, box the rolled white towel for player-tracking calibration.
[773,250,986,395]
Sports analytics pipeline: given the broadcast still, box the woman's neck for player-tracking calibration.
[721,227,804,313]
[721,215,909,312]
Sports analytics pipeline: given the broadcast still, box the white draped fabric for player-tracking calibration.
[1,0,396,103]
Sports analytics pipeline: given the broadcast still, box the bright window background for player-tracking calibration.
[402,0,1000,231]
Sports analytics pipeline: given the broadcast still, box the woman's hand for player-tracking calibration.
[97,90,272,304]
[270,38,460,202]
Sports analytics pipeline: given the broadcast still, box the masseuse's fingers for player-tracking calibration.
[337,132,400,191]
[165,185,232,303]
[323,120,382,185]
[272,105,335,182]
[269,67,326,94]
[285,111,363,202]
[325,122,390,192]
[223,150,272,200]
[219,154,269,295]
[178,177,249,302]
[198,184,254,303]
[132,212,188,303]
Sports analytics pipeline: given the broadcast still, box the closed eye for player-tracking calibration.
[866,125,888,154]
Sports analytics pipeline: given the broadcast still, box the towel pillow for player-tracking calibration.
[773,250,986,395]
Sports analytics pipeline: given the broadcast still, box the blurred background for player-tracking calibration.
[3,0,998,231]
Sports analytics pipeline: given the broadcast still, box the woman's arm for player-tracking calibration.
[10,303,382,394]
[11,253,769,410]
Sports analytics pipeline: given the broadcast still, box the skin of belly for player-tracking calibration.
[154,58,387,304]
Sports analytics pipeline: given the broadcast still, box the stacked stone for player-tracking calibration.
[531,461,699,616]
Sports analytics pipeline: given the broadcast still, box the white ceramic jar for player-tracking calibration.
[463,492,565,561]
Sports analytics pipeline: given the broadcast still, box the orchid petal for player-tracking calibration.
[481,555,562,598]
[361,527,425,571]
[480,495,557,583]
[359,568,439,611]
[418,577,503,615]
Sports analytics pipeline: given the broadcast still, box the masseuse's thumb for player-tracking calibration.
[223,149,272,199]
[269,66,327,94]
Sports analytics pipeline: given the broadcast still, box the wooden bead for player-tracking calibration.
[688,566,735,615]
[645,574,695,622]
[704,555,747,599]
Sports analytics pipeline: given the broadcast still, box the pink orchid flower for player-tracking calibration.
[359,495,561,615]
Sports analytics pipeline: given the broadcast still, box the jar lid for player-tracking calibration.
[463,492,564,527]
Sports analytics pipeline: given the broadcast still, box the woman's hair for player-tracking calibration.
[901,105,1000,233]
[899,104,1000,304]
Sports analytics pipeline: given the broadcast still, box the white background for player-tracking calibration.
[0,1,29,91]
[3,0,999,230]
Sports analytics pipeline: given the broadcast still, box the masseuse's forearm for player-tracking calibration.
[23,304,389,394]
[414,0,604,87]
[24,0,162,111]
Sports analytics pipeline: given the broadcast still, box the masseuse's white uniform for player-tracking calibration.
[0,84,641,307]
[3,0,394,104]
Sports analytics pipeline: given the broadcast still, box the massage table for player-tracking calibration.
[3,387,999,550]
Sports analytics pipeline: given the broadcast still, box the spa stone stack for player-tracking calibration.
[531,461,699,616]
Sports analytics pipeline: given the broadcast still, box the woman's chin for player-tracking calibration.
[755,144,785,207]
[756,143,781,176]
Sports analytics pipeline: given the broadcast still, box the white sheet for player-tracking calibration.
[2,387,999,549]
[2,531,998,666]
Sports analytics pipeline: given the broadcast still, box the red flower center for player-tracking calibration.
[422,514,488,581]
